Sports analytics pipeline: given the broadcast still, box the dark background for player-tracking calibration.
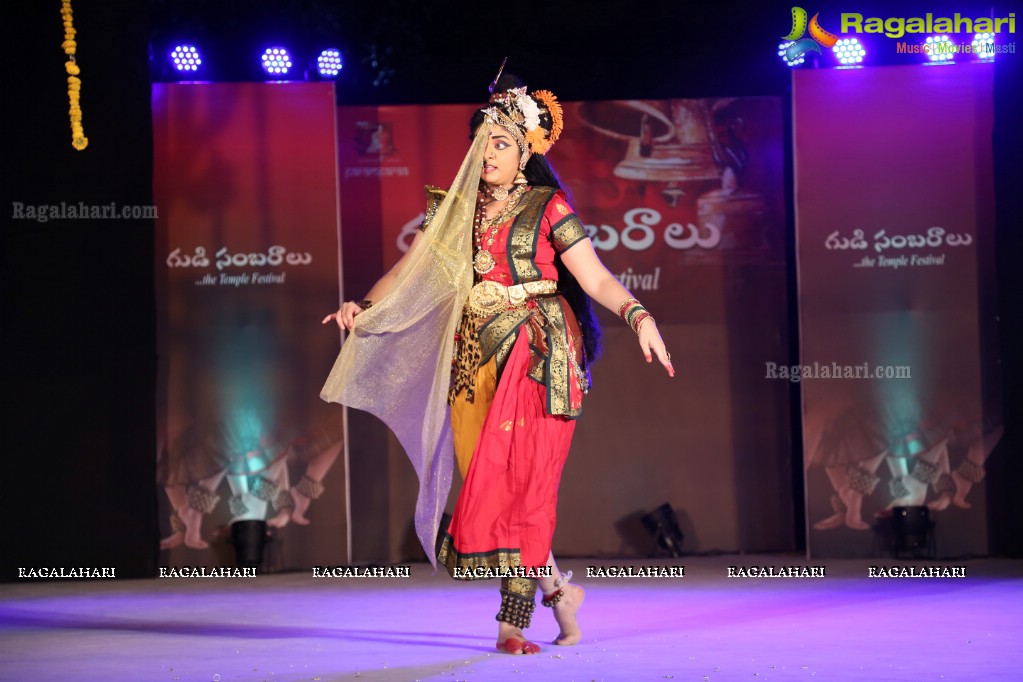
[3,0,1020,579]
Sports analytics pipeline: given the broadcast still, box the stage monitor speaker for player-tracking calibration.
[641,503,685,557]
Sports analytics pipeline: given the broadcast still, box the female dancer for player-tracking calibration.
[323,73,673,654]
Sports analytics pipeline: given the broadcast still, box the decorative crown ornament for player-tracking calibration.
[482,60,564,160]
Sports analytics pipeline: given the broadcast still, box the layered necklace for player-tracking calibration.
[473,183,527,275]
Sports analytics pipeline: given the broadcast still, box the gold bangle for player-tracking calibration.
[617,297,640,319]
[631,311,654,334]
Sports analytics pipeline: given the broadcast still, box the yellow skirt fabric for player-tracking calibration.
[450,355,498,479]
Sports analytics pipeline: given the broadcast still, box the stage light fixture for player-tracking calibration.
[169,44,202,73]
[892,506,935,559]
[924,35,955,63]
[230,520,269,570]
[317,49,344,78]
[971,32,995,60]
[777,41,805,67]
[832,38,866,66]
[640,503,685,557]
[261,47,293,77]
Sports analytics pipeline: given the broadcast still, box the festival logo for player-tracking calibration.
[782,7,839,62]
[354,121,397,156]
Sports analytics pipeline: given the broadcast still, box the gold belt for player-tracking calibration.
[467,279,558,317]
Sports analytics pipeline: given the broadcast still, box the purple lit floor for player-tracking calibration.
[2,555,1021,681]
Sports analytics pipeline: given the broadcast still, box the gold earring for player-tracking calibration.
[514,170,527,185]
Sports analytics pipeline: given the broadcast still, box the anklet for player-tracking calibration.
[542,570,573,607]
[541,589,563,607]
[496,590,536,628]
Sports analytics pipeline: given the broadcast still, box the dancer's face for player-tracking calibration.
[482,125,521,189]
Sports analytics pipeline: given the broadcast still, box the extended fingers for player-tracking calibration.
[322,305,355,330]
[660,346,675,378]
[642,332,674,378]
[650,340,670,368]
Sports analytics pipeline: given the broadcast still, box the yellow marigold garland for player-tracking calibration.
[60,0,88,150]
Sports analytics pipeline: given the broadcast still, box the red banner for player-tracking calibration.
[795,64,999,558]
[339,99,786,316]
[339,98,793,557]
[153,83,348,569]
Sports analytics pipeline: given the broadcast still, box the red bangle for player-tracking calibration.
[618,297,640,320]
[631,311,653,334]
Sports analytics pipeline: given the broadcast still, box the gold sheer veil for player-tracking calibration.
[321,120,491,567]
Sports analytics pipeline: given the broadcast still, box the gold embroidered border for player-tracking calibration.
[437,533,522,580]
[478,308,529,366]
[551,213,588,252]
[506,188,554,284]
[537,297,578,417]
[475,298,580,417]
[527,339,546,384]
[502,576,538,598]
[492,332,519,375]
[419,185,447,231]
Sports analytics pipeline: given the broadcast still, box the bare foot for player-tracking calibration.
[951,470,973,509]
[551,583,585,645]
[180,506,209,549]
[496,622,540,655]
[813,512,844,530]
[267,508,291,529]
[160,531,183,550]
[291,489,312,525]
[840,489,870,530]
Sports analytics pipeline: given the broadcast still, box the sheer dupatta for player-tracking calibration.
[321,122,491,567]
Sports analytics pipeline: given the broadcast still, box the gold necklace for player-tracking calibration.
[474,185,527,275]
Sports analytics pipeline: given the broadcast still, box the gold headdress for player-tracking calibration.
[482,68,564,165]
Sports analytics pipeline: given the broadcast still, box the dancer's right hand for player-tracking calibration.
[322,301,366,330]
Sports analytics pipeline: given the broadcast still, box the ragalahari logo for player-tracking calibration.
[783,7,839,61]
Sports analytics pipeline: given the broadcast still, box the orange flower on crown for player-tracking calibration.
[483,79,564,157]
[530,90,563,153]
[525,126,551,156]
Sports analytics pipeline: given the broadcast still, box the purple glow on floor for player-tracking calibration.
[2,556,1021,680]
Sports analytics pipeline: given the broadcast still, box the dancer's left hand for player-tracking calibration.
[639,319,674,377]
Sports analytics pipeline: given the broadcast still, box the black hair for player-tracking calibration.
[471,74,603,367]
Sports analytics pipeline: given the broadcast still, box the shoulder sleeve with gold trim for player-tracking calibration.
[419,185,447,232]
[545,190,589,253]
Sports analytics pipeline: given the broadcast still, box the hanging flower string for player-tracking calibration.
[61,0,88,150]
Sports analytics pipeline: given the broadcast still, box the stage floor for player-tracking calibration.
[2,554,1021,681]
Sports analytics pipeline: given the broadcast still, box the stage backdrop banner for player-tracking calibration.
[794,64,999,558]
[338,97,792,560]
[153,82,348,571]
